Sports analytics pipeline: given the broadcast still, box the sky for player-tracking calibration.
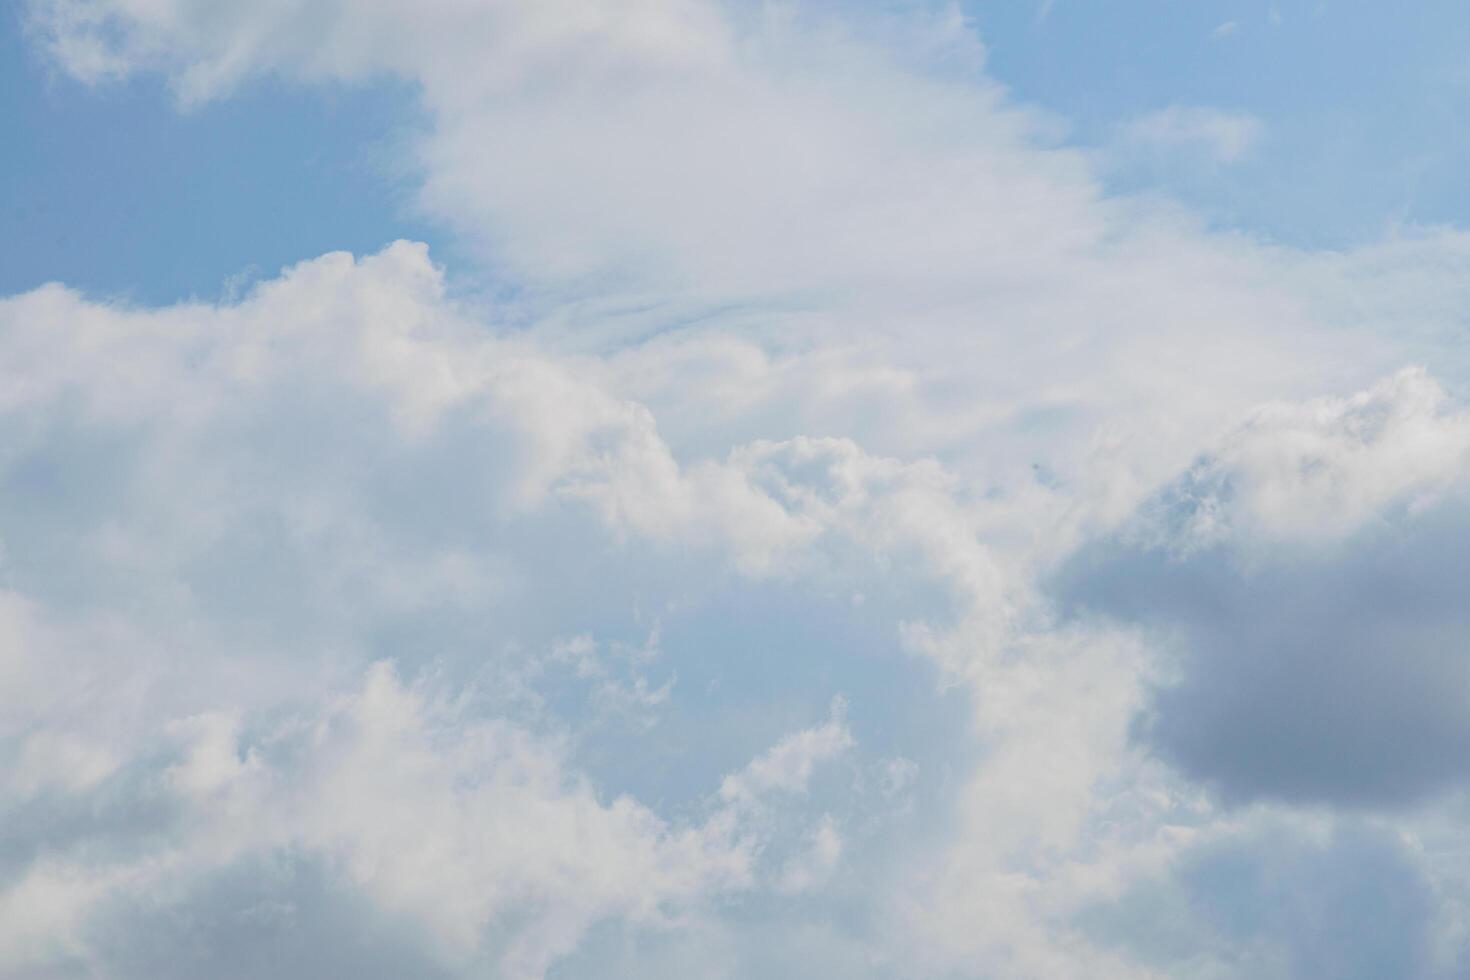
[6,2,1470,978]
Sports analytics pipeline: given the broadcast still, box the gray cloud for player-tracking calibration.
[1055,370,1470,806]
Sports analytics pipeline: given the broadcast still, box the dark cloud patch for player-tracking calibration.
[1054,480,1470,808]
[0,755,180,887]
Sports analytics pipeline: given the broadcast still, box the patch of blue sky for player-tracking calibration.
[0,10,437,305]
[968,0,1470,246]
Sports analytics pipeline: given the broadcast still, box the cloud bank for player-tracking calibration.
[9,1,1470,977]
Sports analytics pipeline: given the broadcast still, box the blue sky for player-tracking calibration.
[0,12,432,303]
[8,2,1470,978]
[982,0,1470,243]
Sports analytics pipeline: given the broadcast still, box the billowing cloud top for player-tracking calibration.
[9,2,1470,978]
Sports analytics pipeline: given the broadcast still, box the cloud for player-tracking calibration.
[0,655,866,979]
[14,1,1470,977]
[0,238,1011,977]
[1115,106,1265,166]
[1056,369,1470,807]
[17,0,1257,311]
[720,696,852,805]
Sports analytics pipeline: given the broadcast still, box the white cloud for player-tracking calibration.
[720,697,852,805]
[1153,367,1470,549]
[1116,106,1265,165]
[0,656,863,979]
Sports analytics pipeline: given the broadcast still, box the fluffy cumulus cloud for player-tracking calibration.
[10,0,1470,977]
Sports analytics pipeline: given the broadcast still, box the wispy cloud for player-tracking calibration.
[1115,105,1265,165]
